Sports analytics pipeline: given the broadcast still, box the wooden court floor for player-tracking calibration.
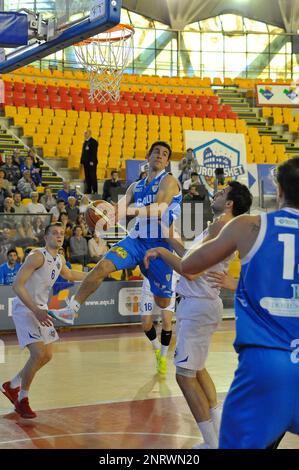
[0,320,298,449]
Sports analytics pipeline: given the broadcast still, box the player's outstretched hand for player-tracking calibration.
[206,271,238,291]
[34,307,53,327]
[144,248,162,269]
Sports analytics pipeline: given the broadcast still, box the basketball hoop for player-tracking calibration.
[74,23,134,104]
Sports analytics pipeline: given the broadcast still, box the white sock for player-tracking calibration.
[18,390,28,402]
[151,338,161,350]
[197,420,218,449]
[210,404,222,438]
[160,345,169,357]
[10,373,22,389]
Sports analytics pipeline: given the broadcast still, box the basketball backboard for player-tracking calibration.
[0,0,121,73]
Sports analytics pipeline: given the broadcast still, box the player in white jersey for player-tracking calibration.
[1,222,86,419]
[140,273,178,375]
[144,181,252,448]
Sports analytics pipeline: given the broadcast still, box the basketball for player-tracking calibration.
[84,200,115,233]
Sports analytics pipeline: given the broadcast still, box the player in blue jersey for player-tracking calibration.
[181,156,299,449]
[0,249,21,285]
[58,142,182,371]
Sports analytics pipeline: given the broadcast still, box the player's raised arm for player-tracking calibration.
[127,174,180,219]
[12,251,53,326]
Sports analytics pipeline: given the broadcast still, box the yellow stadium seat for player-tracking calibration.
[228,256,241,279]
[5,105,17,116]
[17,106,30,116]
[15,246,24,262]
[43,144,56,157]
[21,198,32,206]
[70,263,83,271]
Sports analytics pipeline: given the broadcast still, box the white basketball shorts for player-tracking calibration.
[174,296,222,371]
[12,300,59,349]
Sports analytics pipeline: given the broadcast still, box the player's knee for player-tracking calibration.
[176,366,197,387]
[31,347,48,364]
[94,259,114,279]
[154,297,170,309]
[42,350,53,364]
[161,318,172,331]
[142,319,153,332]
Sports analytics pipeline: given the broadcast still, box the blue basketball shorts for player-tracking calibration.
[219,347,299,448]
[104,235,173,298]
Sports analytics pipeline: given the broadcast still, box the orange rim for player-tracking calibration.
[74,23,134,46]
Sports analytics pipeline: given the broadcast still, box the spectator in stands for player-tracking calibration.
[12,149,25,168]
[81,129,98,194]
[12,192,25,214]
[20,156,42,186]
[88,232,108,263]
[28,148,42,177]
[0,169,12,193]
[102,170,122,202]
[79,194,89,214]
[17,170,36,198]
[0,180,12,212]
[58,212,73,240]
[1,154,21,188]
[3,197,15,214]
[40,186,57,211]
[26,191,47,214]
[66,196,79,224]
[0,228,15,264]
[179,148,199,184]
[52,247,74,296]
[183,183,207,202]
[183,172,201,191]
[49,199,66,220]
[69,225,89,266]
[0,248,21,285]
[76,213,89,238]
[32,216,46,244]
[16,215,38,245]
[2,197,15,229]
[57,181,78,203]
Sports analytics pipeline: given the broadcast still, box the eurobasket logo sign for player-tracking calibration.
[256,83,299,106]
[259,86,274,101]
[283,87,298,101]
[185,131,248,197]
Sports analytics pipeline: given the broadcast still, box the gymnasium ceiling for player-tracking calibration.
[122,0,299,32]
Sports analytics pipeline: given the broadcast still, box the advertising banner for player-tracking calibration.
[256,84,299,106]
[185,131,248,198]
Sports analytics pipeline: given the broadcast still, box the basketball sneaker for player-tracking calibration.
[15,398,37,419]
[158,356,167,375]
[154,349,161,371]
[1,381,20,405]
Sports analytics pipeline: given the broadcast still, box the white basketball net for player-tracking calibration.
[74,24,134,104]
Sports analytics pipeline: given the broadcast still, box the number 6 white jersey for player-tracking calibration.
[235,207,299,352]
[13,248,63,313]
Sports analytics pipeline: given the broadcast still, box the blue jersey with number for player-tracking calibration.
[130,170,182,243]
[0,262,21,285]
[104,170,181,298]
[234,208,299,352]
